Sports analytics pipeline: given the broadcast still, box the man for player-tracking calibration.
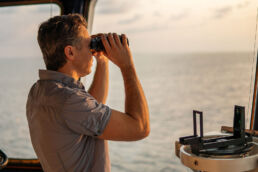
[26,14,150,172]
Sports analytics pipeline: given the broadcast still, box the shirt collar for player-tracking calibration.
[38,69,85,89]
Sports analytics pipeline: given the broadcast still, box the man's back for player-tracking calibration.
[26,70,111,172]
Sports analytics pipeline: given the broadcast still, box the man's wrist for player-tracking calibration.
[96,57,109,65]
[120,63,136,76]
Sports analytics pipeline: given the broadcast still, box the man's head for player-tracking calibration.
[37,14,92,76]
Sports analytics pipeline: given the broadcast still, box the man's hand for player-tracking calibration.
[101,33,133,70]
[92,50,108,63]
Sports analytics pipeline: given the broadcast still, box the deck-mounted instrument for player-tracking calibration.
[177,106,258,172]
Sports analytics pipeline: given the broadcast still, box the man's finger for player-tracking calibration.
[113,33,122,48]
[107,33,116,48]
[121,34,128,48]
[91,33,103,38]
[101,34,111,54]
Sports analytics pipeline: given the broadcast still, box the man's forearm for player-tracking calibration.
[88,59,109,104]
[121,65,150,133]
[96,33,150,141]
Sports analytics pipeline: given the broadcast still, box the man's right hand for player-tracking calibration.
[101,33,133,70]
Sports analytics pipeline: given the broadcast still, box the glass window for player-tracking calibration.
[0,4,60,158]
[91,0,257,171]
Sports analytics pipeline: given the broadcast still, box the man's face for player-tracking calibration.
[73,26,93,77]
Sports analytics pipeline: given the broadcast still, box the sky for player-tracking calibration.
[0,0,257,58]
[92,0,258,53]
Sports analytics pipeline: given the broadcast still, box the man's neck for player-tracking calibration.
[58,66,80,81]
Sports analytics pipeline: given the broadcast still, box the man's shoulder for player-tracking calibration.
[28,80,83,102]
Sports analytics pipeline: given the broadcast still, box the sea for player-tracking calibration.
[0,52,255,172]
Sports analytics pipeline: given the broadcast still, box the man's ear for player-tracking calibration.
[64,45,75,61]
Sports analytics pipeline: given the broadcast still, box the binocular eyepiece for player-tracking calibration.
[90,35,129,52]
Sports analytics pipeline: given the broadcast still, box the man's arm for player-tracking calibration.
[97,33,150,141]
[88,55,109,104]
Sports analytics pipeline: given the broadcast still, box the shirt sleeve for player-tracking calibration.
[61,90,111,136]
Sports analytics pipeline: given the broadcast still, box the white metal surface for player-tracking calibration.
[180,144,258,172]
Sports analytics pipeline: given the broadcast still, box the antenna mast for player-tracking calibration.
[249,8,258,130]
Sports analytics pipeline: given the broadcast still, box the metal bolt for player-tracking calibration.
[194,160,198,166]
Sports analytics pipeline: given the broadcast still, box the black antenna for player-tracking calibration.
[250,7,258,130]
[251,51,258,130]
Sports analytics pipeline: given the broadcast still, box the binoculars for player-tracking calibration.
[90,35,129,52]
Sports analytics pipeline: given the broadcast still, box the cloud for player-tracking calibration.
[125,24,168,34]
[118,14,142,24]
[236,1,250,9]
[153,11,161,17]
[34,4,60,14]
[211,1,250,20]
[213,6,232,19]
[95,0,136,14]
[170,11,189,21]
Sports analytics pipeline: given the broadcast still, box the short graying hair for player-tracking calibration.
[37,14,87,71]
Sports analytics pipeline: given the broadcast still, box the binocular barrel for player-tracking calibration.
[90,35,129,52]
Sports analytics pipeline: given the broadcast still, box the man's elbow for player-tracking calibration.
[137,123,150,140]
[142,126,150,139]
